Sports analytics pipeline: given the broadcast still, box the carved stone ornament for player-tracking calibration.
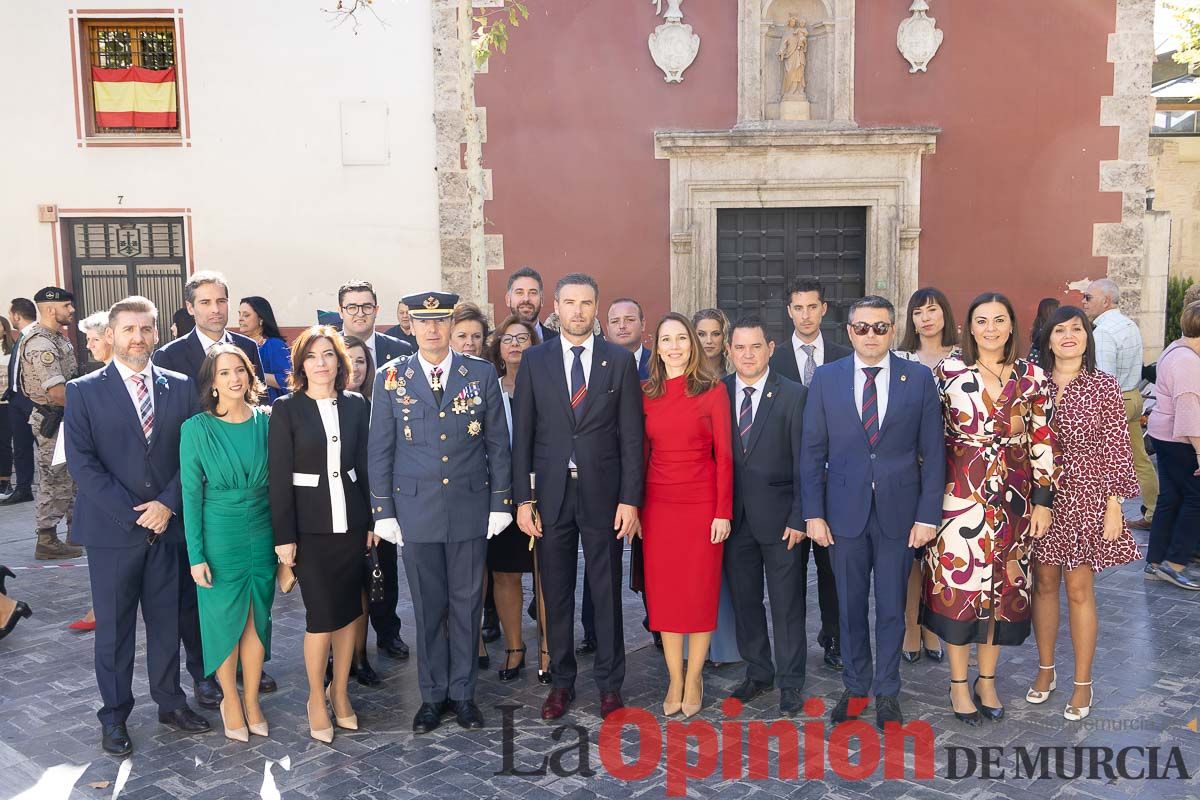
[648,0,700,83]
[896,0,943,73]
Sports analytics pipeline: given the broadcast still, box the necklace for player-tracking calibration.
[977,360,1008,383]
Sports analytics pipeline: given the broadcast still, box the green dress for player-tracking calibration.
[180,408,275,677]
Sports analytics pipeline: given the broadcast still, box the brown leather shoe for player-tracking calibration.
[1128,517,1151,530]
[600,691,624,719]
[541,687,575,720]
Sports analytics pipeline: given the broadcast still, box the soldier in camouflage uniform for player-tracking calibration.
[20,287,82,559]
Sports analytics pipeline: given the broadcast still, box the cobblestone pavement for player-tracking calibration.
[1,499,1198,800]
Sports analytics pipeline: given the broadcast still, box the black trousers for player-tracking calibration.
[8,394,34,490]
[0,402,11,477]
[799,535,839,646]
[724,516,807,689]
[89,540,187,726]
[368,539,402,644]
[537,477,625,692]
[177,548,205,684]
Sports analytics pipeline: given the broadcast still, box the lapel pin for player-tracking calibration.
[458,365,468,377]
[767,391,773,398]
[901,375,908,382]
[601,360,607,367]
[405,368,415,379]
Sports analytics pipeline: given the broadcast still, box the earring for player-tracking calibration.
[212,388,218,398]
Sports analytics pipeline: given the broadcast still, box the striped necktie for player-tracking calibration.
[131,374,154,441]
[570,346,587,422]
[861,367,881,447]
[739,386,755,448]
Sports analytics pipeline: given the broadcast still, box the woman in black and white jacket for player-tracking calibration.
[269,325,374,744]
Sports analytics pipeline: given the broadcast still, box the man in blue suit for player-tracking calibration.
[368,291,512,734]
[65,296,211,756]
[801,296,945,730]
[513,273,644,721]
[151,270,272,708]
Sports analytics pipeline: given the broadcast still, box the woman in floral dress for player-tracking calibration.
[922,293,1060,725]
[1027,306,1140,721]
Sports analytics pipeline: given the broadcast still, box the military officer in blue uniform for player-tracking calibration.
[368,291,512,734]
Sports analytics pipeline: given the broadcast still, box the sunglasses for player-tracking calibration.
[848,322,894,336]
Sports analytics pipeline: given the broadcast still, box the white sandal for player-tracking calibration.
[1064,680,1093,721]
[1025,664,1056,705]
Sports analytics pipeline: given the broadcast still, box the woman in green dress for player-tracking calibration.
[181,344,276,742]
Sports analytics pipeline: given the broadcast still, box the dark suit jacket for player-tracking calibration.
[535,322,559,343]
[382,326,417,350]
[769,337,852,385]
[800,353,945,540]
[65,362,198,547]
[373,331,415,363]
[152,328,265,390]
[724,370,807,542]
[636,347,651,381]
[268,390,372,543]
[512,335,644,527]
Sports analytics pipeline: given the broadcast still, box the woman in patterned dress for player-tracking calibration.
[1027,306,1141,721]
[921,292,1060,725]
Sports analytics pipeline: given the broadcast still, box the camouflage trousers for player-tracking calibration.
[31,419,74,532]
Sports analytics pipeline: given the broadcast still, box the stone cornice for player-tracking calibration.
[654,126,940,158]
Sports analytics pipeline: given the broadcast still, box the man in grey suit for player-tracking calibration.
[368,291,512,734]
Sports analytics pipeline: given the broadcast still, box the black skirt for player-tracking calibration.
[294,530,366,633]
[486,520,534,573]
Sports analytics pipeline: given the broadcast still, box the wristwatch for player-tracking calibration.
[1108,495,1125,504]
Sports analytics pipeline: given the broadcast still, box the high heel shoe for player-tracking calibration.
[499,645,526,682]
[663,683,683,717]
[681,676,704,718]
[0,600,32,641]
[538,648,552,685]
[1025,664,1056,705]
[972,675,1004,721]
[0,565,14,595]
[901,648,922,664]
[1064,680,1093,721]
[948,679,981,726]
[307,701,334,743]
[220,698,249,743]
[326,685,358,730]
[923,645,944,663]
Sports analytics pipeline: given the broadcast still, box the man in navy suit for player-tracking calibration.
[65,296,211,756]
[722,317,810,716]
[513,273,644,720]
[801,296,945,729]
[768,277,849,670]
[151,270,272,708]
[505,266,558,343]
[337,279,411,660]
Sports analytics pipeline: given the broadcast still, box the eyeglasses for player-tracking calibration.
[848,322,894,336]
[1081,294,1093,301]
[500,334,531,345]
[341,303,376,316]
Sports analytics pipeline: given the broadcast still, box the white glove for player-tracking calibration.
[487,512,513,539]
[375,518,403,547]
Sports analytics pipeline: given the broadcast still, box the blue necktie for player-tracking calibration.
[739,386,755,448]
[862,367,882,447]
[570,346,587,423]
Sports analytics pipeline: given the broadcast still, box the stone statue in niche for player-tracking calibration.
[778,16,811,120]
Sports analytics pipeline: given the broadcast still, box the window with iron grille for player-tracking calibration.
[82,20,179,135]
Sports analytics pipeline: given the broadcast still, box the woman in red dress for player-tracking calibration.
[641,312,733,718]
[1028,306,1141,721]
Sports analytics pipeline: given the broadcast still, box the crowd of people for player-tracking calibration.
[0,267,1199,758]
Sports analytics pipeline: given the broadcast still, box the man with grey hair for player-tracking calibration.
[1082,278,1157,529]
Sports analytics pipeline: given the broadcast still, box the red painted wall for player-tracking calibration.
[478,0,1120,337]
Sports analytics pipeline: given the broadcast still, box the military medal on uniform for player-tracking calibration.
[467,419,481,437]
[384,366,399,392]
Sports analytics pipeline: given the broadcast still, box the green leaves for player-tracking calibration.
[474,1,529,68]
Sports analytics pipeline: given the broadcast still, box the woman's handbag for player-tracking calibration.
[277,562,297,594]
[365,545,385,604]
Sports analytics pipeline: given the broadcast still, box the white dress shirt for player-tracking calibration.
[315,396,348,533]
[561,336,593,468]
[195,327,229,353]
[113,358,156,420]
[734,368,770,424]
[792,331,825,375]
[853,353,890,426]
[416,350,454,392]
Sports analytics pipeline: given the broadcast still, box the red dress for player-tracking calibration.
[641,376,733,633]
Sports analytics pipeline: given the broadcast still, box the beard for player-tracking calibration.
[562,317,593,337]
[513,302,539,323]
[116,345,150,369]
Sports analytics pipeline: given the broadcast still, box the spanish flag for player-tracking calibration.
[91,66,177,128]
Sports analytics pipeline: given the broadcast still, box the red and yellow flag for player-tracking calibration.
[91,66,177,128]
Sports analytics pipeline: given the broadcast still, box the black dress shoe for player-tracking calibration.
[356,653,382,687]
[901,649,922,664]
[481,608,501,643]
[875,694,904,730]
[101,723,132,756]
[412,701,448,733]
[0,486,32,505]
[973,676,1004,721]
[238,668,278,694]
[830,689,867,724]
[193,677,222,709]
[453,700,485,729]
[780,688,805,716]
[823,640,843,671]
[478,652,490,669]
[537,669,553,685]
[948,679,981,726]
[158,705,211,733]
[730,678,773,703]
[574,638,597,655]
[379,635,410,659]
